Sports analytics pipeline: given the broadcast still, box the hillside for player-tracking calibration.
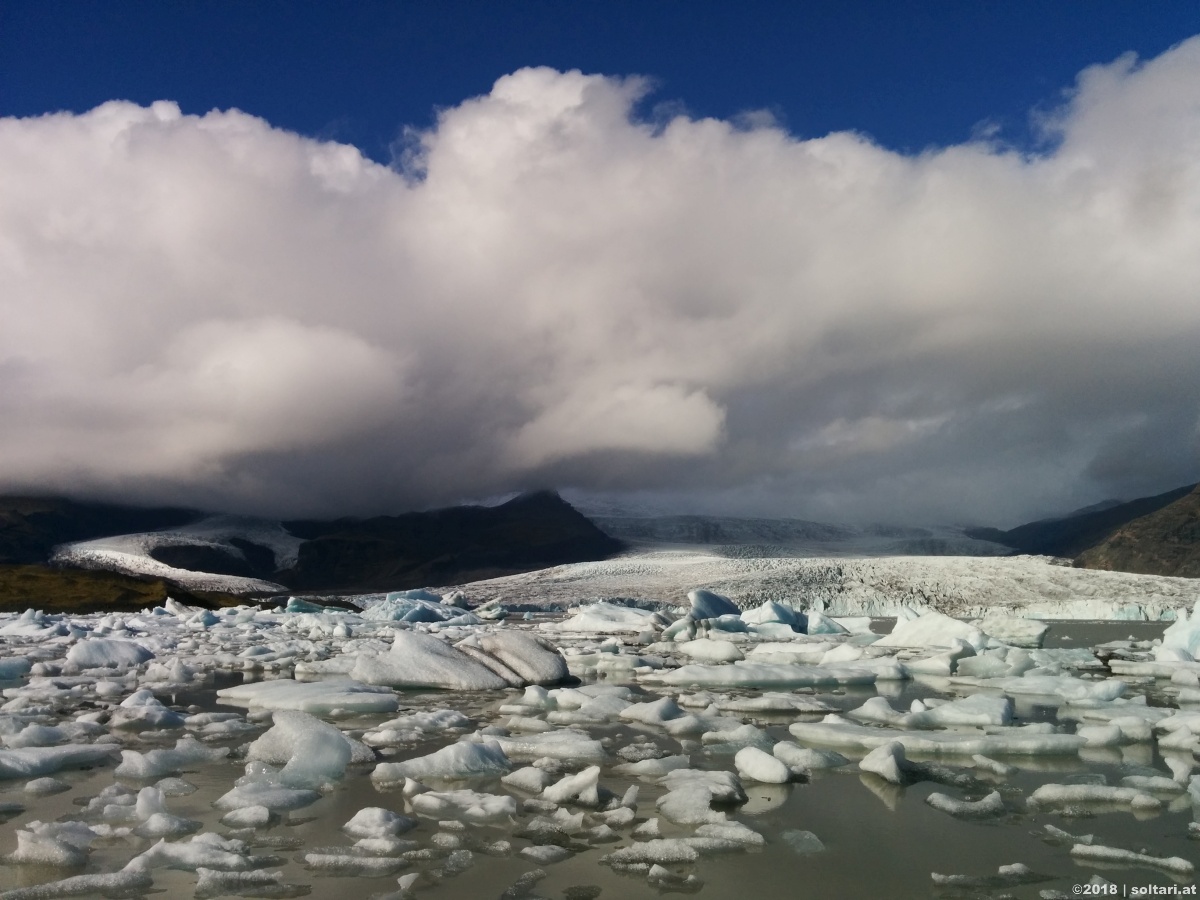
[1075,484,1200,577]
[280,490,623,591]
[10,491,624,602]
[966,482,1197,558]
[0,496,200,565]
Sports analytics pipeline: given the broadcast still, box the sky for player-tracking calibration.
[2,2,1199,526]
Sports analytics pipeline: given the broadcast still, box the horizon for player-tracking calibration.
[3,4,1199,527]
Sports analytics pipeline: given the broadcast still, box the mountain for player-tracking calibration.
[0,496,199,565]
[279,490,623,591]
[1075,485,1200,578]
[0,491,623,606]
[965,483,1198,559]
[589,514,1011,557]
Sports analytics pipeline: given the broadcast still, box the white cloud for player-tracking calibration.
[2,43,1199,523]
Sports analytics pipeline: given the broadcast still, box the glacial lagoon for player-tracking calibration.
[0,605,1197,900]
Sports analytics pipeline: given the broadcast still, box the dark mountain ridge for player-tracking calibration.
[1075,485,1200,578]
[965,483,1197,559]
[0,490,624,607]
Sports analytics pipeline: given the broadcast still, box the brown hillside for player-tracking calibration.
[1075,485,1200,577]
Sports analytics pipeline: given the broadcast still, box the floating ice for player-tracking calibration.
[650,662,887,688]
[541,601,665,634]
[473,728,606,762]
[115,736,229,779]
[373,740,510,783]
[64,638,154,669]
[245,710,354,788]
[873,611,986,649]
[0,870,152,899]
[734,746,791,783]
[1070,843,1194,875]
[0,744,119,780]
[1029,783,1162,811]
[108,689,186,730]
[790,715,1086,756]
[688,589,741,619]
[458,632,570,686]
[352,631,510,690]
[216,677,400,715]
[212,780,320,812]
[409,788,518,823]
[925,790,1004,818]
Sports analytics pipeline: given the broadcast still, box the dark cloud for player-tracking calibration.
[2,46,1199,525]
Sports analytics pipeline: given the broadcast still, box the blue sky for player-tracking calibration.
[5,2,1199,158]
[2,3,1200,524]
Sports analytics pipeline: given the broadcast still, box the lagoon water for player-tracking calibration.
[1,621,1197,900]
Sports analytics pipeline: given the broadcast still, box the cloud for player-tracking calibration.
[2,44,1200,524]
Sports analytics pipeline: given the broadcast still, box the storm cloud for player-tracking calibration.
[2,40,1199,525]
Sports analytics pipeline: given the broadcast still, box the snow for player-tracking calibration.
[444,547,1200,619]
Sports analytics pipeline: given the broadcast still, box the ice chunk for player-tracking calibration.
[772,743,848,770]
[978,613,1048,648]
[925,790,1004,818]
[64,639,153,669]
[740,601,801,629]
[614,755,691,778]
[650,662,884,688]
[1161,601,1200,659]
[194,868,291,899]
[790,716,1086,756]
[734,747,790,783]
[343,807,417,838]
[0,744,119,780]
[303,852,407,875]
[115,736,229,779]
[951,674,1126,703]
[245,710,352,788]
[220,806,274,829]
[0,870,152,899]
[352,631,509,690]
[373,740,510,782]
[476,729,606,762]
[781,830,825,854]
[873,611,986,649]
[1029,783,1161,811]
[0,657,32,679]
[5,829,88,867]
[213,780,320,812]
[619,696,685,725]
[126,833,257,872]
[542,765,603,805]
[602,839,699,865]
[23,777,70,796]
[108,689,186,730]
[541,601,665,634]
[461,632,569,685]
[678,638,744,663]
[859,741,908,784]
[520,845,572,864]
[688,589,740,619]
[410,789,518,823]
[216,677,400,715]
[1071,843,1194,875]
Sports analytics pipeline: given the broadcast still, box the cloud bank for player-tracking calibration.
[3,40,1200,524]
